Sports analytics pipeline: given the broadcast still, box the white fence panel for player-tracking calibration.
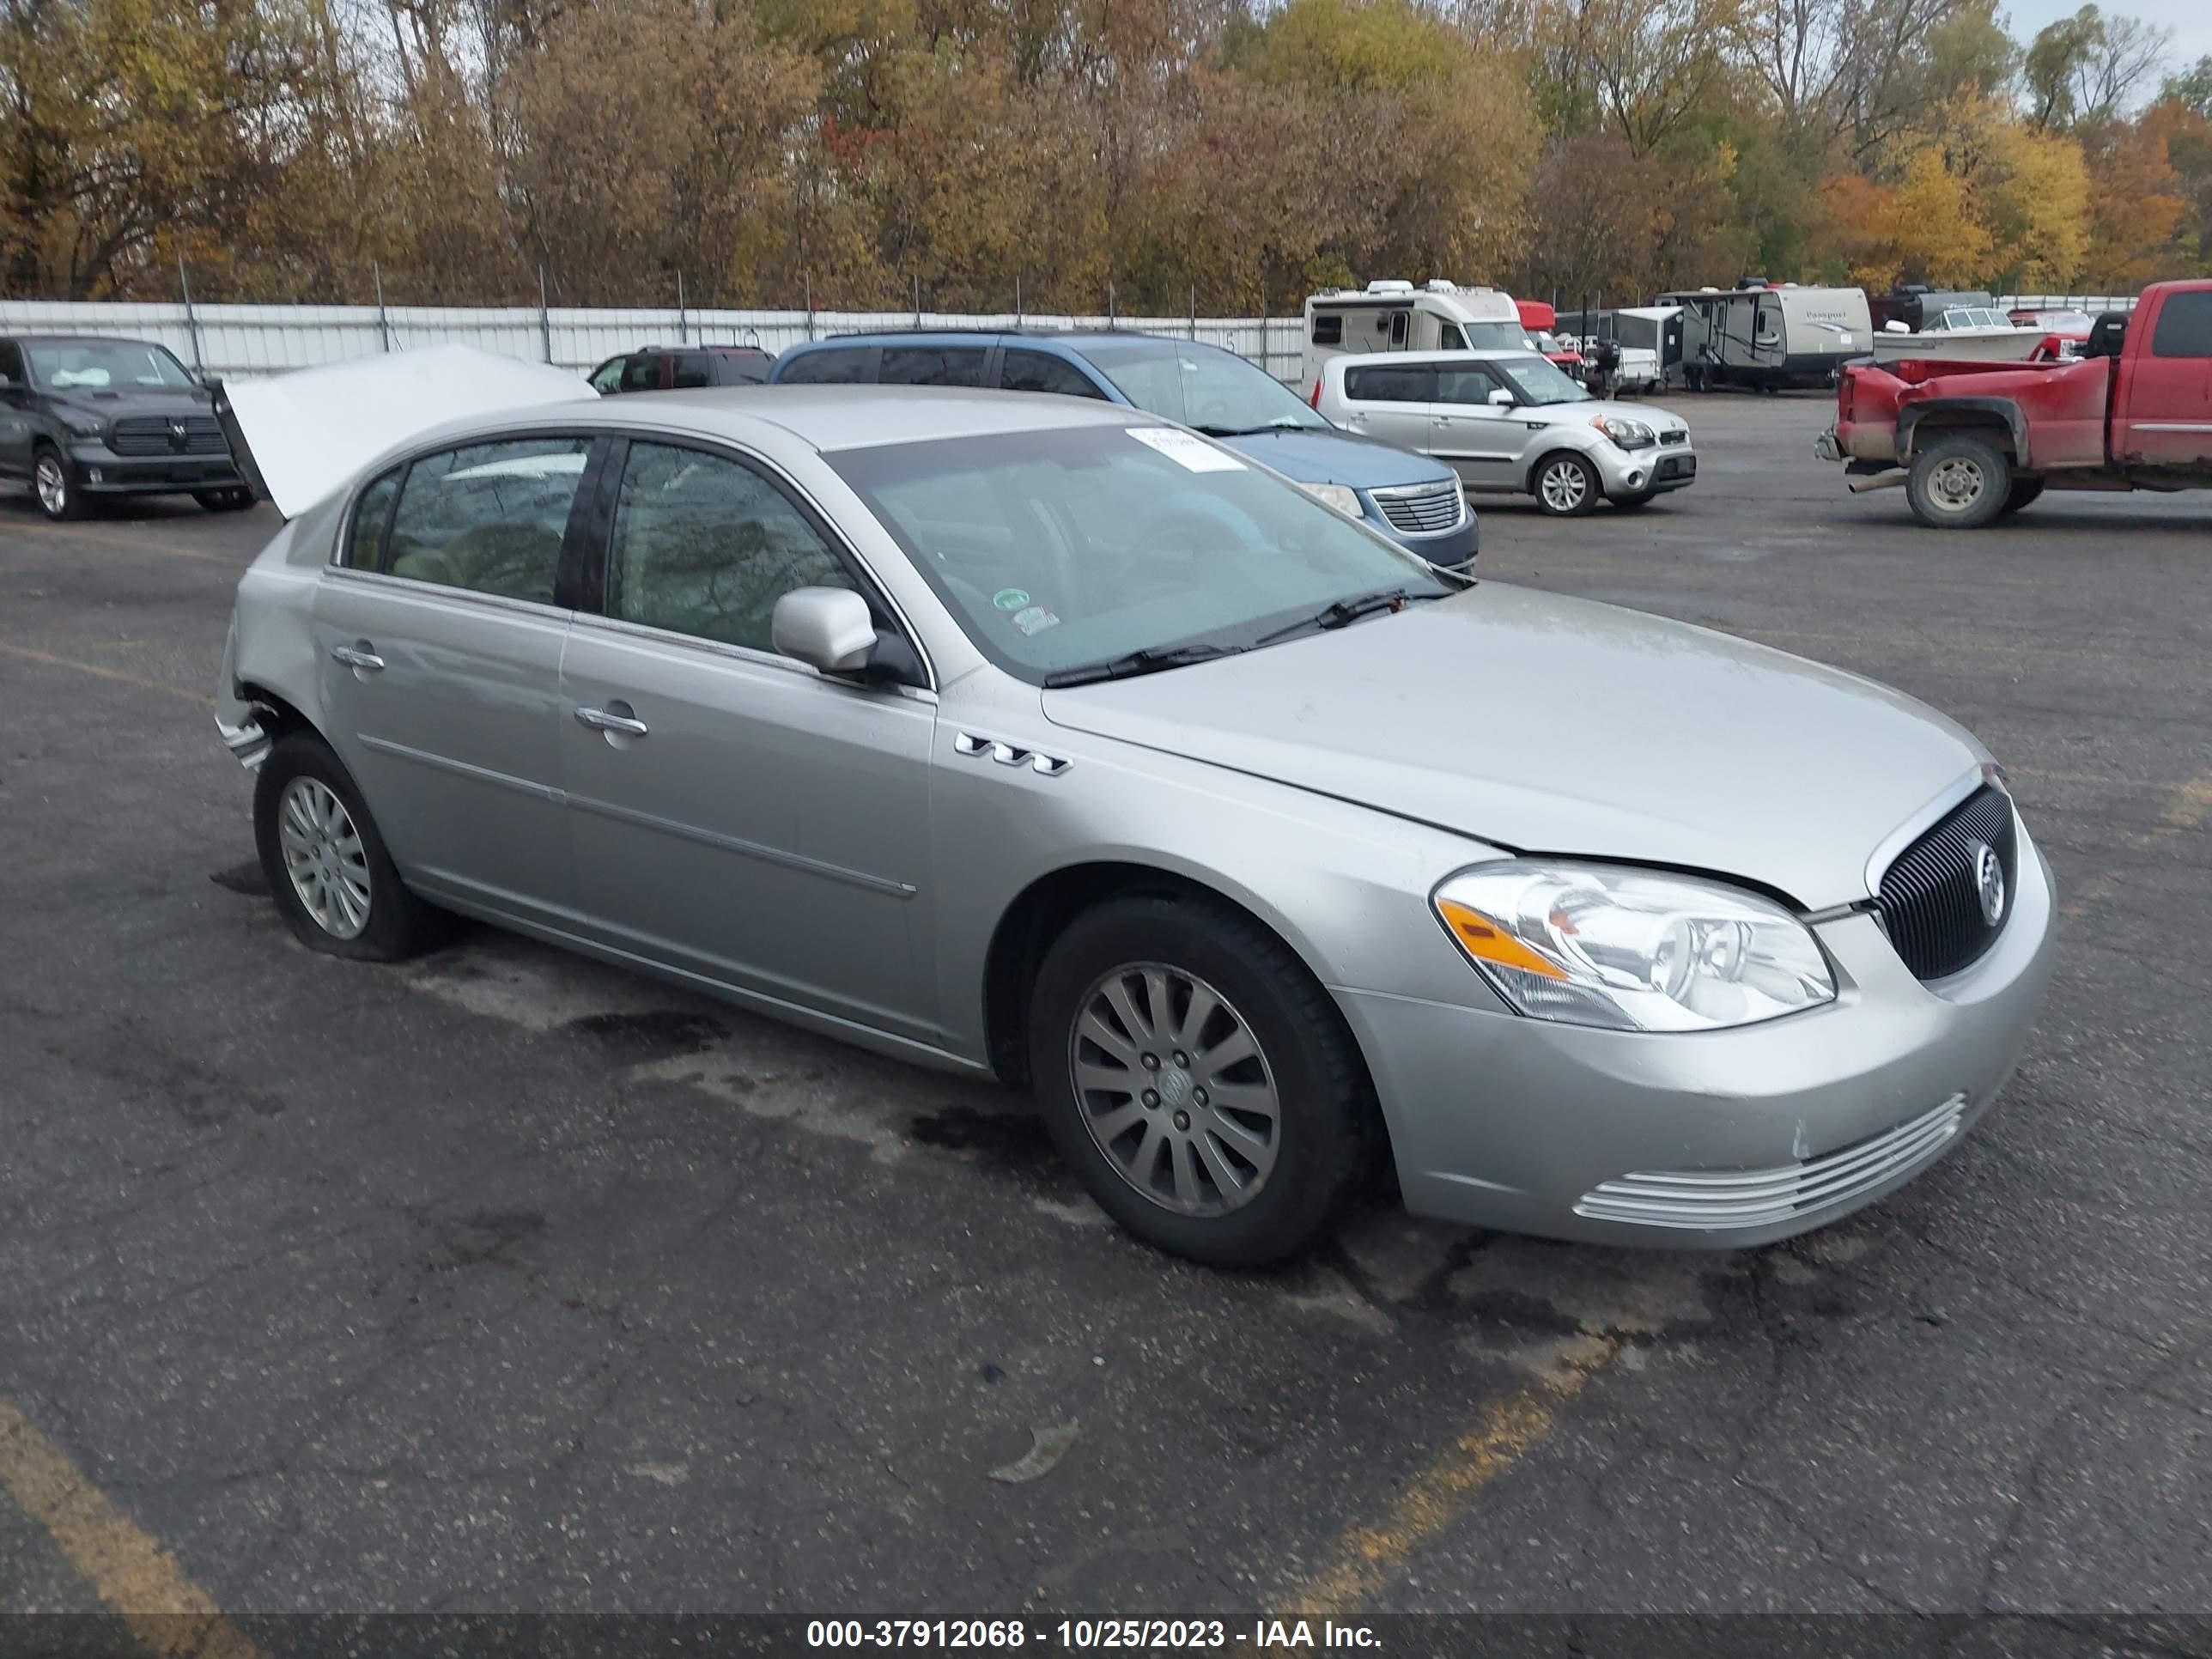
[0,301,1310,383]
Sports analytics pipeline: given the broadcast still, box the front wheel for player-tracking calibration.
[1533,452,1600,517]
[1027,896,1380,1267]
[254,732,441,961]
[33,447,84,521]
[1905,432,2012,530]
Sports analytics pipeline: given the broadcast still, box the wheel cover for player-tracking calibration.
[1928,456,1985,513]
[278,777,373,940]
[35,458,65,514]
[1540,460,1587,512]
[1067,963,1281,1218]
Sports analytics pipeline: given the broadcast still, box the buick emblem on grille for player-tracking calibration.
[1973,842,2006,927]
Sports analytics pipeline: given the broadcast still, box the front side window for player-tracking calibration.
[26,339,195,391]
[1343,363,1433,403]
[1082,340,1328,434]
[2151,292,2212,358]
[1000,349,1104,399]
[382,437,590,603]
[777,347,872,385]
[1435,364,1506,405]
[607,441,855,653]
[830,425,1447,684]
[880,346,988,386]
[345,468,404,570]
[1490,354,1589,405]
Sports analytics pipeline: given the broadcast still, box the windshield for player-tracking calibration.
[2033,311,2094,331]
[829,424,1450,684]
[1461,321,1528,349]
[27,340,197,392]
[1492,354,1589,404]
[1079,340,1327,434]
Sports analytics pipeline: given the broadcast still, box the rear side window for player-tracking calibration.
[1310,314,1342,346]
[671,354,715,389]
[778,347,873,385]
[1000,349,1103,398]
[880,345,988,386]
[382,437,591,605]
[607,441,855,653]
[618,356,663,392]
[2150,293,2212,358]
[1344,364,1433,402]
[345,468,403,570]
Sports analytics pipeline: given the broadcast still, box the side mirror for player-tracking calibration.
[773,586,879,674]
[1883,319,1910,334]
[1487,388,1516,407]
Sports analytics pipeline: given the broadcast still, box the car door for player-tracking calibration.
[0,341,29,477]
[1431,362,1528,489]
[559,436,939,1041]
[1337,362,1436,453]
[2116,290,2212,467]
[312,433,596,922]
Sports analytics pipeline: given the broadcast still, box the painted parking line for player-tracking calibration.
[0,641,211,706]
[0,1400,263,1659]
[0,515,244,566]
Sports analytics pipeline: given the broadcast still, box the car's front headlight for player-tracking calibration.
[1590,416,1655,449]
[1298,482,1364,518]
[59,410,107,440]
[1431,862,1835,1032]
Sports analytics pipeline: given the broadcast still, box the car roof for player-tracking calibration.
[5,334,173,347]
[483,385,1155,454]
[623,343,772,355]
[1327,349,1540,368]
[785,329,1238,357]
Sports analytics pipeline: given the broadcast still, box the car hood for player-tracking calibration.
[1218,426,1457,491]
[222,343,597,517]
[52,387,215,421]
[1531,398,1687,432]
[1039,583,1985,908]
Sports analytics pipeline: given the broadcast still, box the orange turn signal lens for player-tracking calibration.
[1437,898,1567,981]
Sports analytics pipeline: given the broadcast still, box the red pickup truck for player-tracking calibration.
[1820,278,2212,528]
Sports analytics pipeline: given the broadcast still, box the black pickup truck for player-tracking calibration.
[0,333,252,520]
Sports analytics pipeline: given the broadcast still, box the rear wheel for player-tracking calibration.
[1905,431,2012,530]
[254,732,441,961]
[1533,452,1599,517]
[1998,478,2045,517]
[33,447,84,521]
[1027,895,1379,1267]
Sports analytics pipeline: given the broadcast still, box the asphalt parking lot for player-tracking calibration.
[2,390,2208,1639]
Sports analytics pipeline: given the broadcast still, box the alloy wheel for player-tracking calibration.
[1539,459,1588,513]
[277,776,373,940]
[1067,963,1280,1217]
[34,456,67,517]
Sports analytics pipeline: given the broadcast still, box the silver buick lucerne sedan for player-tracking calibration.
[216,379,2054,1267]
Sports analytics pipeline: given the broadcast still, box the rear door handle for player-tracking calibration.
[331,642,384,672]
[574,705,649,738]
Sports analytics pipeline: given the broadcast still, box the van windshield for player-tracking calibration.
[1081,340,1328,434]
[1461,322,1528,349]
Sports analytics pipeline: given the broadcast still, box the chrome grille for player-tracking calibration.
[109,414,228,457]
[1372,480,1464,535]
[1575,1093,1967,1231]
[1876,785,2015,981]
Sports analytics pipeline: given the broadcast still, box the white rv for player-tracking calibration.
[1301,281,1529,398]
[1658,283,1873,391]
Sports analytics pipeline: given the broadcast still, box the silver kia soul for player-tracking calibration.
[216,369,2053,1268]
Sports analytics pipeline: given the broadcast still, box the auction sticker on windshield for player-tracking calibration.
[1128,428,1245,471]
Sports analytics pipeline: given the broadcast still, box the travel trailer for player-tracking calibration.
[1659,283,1873,390]
[1301,281,1528,398]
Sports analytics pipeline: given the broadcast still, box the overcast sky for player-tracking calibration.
[2000,0,2212,77]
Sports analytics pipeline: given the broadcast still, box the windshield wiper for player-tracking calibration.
[1252,587,1439,647]
[1041,641,1245,688]
[1192,418,1310,436]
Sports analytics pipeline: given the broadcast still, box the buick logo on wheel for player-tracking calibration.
[1973,842,2006,927]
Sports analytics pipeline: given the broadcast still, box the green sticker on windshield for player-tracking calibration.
[993,588,1030,611]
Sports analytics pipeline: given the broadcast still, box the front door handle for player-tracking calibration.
[331,642,384,672]
[574,705,649,738]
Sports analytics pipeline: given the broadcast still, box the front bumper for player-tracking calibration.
[1591,440,1698,499]
[1339,823,2055,1248]
[68,441,242,495]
